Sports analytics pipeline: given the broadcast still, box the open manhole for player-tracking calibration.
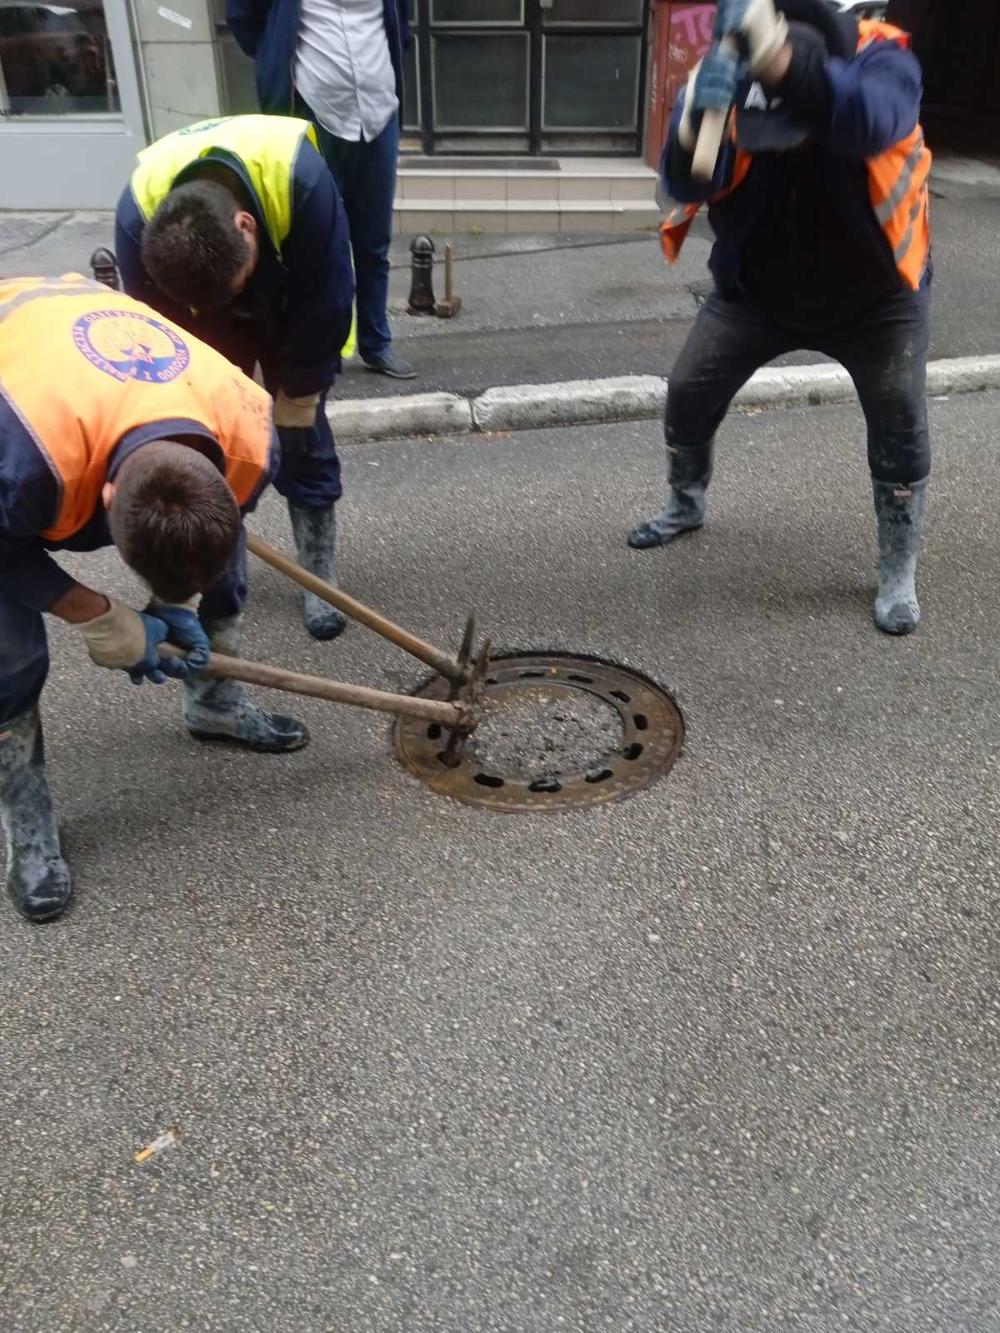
[394,653,684,813]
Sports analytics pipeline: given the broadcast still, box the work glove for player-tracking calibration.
[680,47,744,153]
[79,599,176,684]
[713,0,789,77]
[148,596,211,675]
[274,389,320,430]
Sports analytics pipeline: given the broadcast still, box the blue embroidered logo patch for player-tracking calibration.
[72,310,189,384]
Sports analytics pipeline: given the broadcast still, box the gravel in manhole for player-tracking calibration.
[467,687,624,781]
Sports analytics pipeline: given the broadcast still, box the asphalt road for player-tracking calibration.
[3,392,1000,1332]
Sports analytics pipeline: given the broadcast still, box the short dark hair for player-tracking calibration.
[141,181,248,310]
[110,442,241,601]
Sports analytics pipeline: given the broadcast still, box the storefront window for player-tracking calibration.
[0,0,119,116]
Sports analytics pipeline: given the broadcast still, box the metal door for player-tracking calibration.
[0,0,146,208]
[405,0,650,155]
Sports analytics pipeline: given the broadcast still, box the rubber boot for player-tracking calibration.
[628,443,713,550]
[0,707,72,922]
[287,503,348,641]
[183,616,310,752]
[872,478,927,636]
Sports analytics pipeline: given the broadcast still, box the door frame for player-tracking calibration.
[412,0,651,157]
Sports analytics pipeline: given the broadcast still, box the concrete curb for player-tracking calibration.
[329,354,1000,443]
[329,390,472,441]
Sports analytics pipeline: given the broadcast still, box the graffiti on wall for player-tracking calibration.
[667,4,717,108]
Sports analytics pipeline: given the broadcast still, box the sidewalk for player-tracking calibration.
[3,152,998,407]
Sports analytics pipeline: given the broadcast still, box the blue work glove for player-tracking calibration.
[148,599,211,677]
[691,45,746,114]
[712,0,788,77]
[79,599,174,685]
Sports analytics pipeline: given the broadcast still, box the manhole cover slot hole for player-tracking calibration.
[584,768,614,785]
[633,713,649,731]
[427,723,443,740]
[474,773,505,789]
[528,778,562,794]
[623,743,643,761]
[610,689,631,703]
[567,673,594,684]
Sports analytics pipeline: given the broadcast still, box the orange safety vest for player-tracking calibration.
[0,275,274,542]
[659,19,932,291]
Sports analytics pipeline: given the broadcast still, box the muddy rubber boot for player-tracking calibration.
[287,503,348,641]
[872,478,927,636]
[183,616,309,752]
[0,708,72,922]
[628,443,713,550]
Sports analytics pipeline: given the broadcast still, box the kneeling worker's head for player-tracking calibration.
[141,181,258,311]
[106,442,241,601]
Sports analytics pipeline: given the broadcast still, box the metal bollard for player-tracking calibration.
[406,235,436,315]
[90,247,121,291]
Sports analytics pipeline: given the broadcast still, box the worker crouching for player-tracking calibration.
[115,114,354,641]
[0,276,308,924]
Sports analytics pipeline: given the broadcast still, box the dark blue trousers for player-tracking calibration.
[667,286,932,484]
[298,107,399,363]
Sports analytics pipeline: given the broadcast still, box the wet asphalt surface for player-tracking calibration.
[3,392,1000,1331]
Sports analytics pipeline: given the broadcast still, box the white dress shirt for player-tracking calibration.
[294,0,399,143]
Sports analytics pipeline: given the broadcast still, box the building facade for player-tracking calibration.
[0,0,718,214]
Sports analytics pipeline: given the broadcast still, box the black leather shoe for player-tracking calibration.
[362,349,417,379]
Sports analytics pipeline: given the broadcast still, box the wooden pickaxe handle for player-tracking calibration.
[246,533,465,684]
[692,106,728,183]
[169,649,469,727]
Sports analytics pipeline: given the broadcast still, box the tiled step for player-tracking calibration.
[394,197,660,235]
[394,157,659,234]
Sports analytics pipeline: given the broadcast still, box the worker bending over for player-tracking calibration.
[115,114,354,640]
[631,0,932,635]
[0,275,308,923]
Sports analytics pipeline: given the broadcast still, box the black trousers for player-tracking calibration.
[667,286,932,484]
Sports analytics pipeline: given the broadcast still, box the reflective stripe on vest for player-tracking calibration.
[0,275,273,542]
[658,21,931,289]
[659,132,753,265]
[130,115,319,252]
[867,125,931,288]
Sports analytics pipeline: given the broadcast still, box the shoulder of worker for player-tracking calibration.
[825,27,923,146]
[286,140,350,266]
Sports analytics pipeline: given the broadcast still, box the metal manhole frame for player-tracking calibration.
[393,651,685,813]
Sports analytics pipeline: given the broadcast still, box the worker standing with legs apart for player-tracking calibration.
[630,0,933,635]
[0,276,308,923]
[226,0,415,381]
[115,114,354,640]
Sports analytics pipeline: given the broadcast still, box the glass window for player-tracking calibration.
[433,33,527,129]
[0,0,119,116]
[543,34,640,129]
[402,38,419,129]
[543,0,643,23]
[431,0,523,22]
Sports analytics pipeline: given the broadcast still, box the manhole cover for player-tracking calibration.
[394,653,684,813]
